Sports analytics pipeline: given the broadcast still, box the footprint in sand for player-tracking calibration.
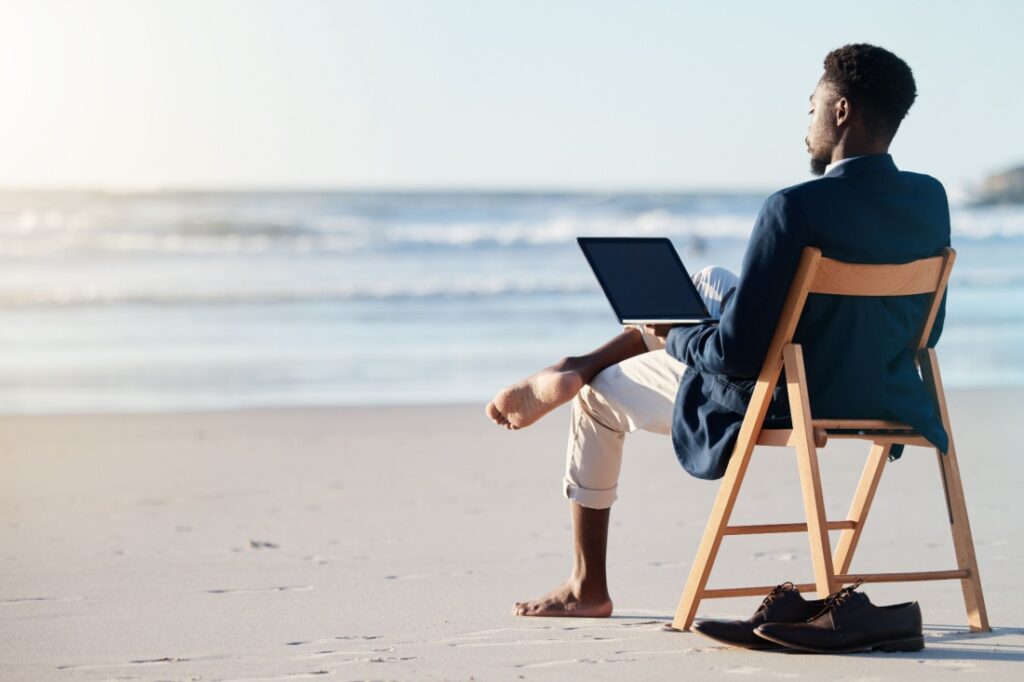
[923,660,978,671]
[0,596,85,604]
[286,635,382,646]
[752,550,799,561]
[57,656,199,671]
[206,585,313,594]
[249,539,279,549]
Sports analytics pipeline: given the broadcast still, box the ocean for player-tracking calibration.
[1,190,1022,414]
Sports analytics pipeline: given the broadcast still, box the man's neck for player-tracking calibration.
[830,136,889,165]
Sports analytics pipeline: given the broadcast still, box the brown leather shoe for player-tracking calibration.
[754,582,924,653]
[691,582,825,649]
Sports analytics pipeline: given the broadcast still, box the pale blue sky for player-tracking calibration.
[0,0,1020,192]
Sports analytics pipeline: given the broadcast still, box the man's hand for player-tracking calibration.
[644,324,680,339]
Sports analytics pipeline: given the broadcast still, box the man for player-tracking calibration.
[486,44,949,618]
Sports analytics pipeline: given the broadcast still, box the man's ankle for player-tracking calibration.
[568,574,610,601]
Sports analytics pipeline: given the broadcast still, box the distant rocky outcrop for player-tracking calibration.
[976,165,1024,205]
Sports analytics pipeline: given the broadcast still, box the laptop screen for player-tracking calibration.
[578,237,710,322]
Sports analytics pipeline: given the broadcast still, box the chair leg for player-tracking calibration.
[794,444,837,597]
[936,444,990,631]
[832,442,891,574]
[671,360,786,630]
[784,345,837,596]
[671,428,757,630]
[921,349,991,632]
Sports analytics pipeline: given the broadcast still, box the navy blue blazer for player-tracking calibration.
[665,154,950,480]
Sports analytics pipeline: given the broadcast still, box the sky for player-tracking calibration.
[0,0,1021,192]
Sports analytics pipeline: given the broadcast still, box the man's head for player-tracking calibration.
[805,44,917,176]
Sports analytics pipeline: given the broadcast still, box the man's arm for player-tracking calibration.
[925,182,952,350]
[665,191,808,378]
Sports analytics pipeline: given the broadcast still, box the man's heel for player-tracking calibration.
[878,636,924,652]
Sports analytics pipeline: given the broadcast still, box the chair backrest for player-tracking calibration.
[807,247,956,351]
[749,246,956,416]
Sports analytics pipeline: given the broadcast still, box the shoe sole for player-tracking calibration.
[754,632,924,654]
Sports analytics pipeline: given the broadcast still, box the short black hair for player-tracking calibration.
[821,44,917,139]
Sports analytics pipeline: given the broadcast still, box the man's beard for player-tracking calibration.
[809,155,829,176]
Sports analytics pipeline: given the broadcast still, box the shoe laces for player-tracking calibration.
[814,579,865,616]
[756,582,796,614]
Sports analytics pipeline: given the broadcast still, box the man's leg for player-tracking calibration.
[513,265,740,617]
[485,327,648,430]
[512,503,614,617]
[513,346,685,616]
[692,265,739,318]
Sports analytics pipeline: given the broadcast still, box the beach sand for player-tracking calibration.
[1,390,1022,680]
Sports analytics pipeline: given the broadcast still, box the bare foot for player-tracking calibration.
[485,361,585,430]
[512,581,613,618]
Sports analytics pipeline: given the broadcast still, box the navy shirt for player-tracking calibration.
[665,154,949,480]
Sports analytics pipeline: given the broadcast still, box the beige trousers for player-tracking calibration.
[563,265,739,509]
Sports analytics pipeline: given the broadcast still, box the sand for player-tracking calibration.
[1,390,1022,680]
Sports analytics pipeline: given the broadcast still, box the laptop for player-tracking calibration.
[577,237,717,325]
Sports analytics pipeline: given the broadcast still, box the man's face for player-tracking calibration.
[805,80,840,176]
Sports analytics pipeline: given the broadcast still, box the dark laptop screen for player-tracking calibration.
[578,238,709,321]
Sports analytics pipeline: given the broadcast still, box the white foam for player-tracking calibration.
[0,276,597,308]
[950,205,1024,238]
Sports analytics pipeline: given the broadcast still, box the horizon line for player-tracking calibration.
[0,183,780,196]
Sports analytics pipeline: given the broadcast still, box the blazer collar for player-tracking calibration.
[824,153,898,178]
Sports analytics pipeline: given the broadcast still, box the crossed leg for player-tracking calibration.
[488,265,739,617]
[485,327,648,430]
[485,264,738,431]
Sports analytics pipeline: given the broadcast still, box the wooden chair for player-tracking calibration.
[671,246,990,633]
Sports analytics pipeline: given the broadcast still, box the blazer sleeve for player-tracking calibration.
[666,191,808,378]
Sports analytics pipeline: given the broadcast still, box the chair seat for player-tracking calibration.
[758,420,930,448]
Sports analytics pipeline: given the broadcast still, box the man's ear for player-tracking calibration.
[834,96,850,127]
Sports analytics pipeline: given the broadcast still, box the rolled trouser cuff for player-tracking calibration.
[563,477,617,509]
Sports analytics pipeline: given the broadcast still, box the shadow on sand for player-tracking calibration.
[653,618,1024,662]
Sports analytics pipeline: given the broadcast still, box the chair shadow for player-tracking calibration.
[914,625,1024,661]
[786,626,1024,662]
[650,619,1024,662]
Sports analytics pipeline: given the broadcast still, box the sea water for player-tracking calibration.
[0,190,1022,413]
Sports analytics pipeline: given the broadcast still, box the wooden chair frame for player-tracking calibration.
[671,246,991,633]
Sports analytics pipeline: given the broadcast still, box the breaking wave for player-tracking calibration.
[0,278,599,308]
